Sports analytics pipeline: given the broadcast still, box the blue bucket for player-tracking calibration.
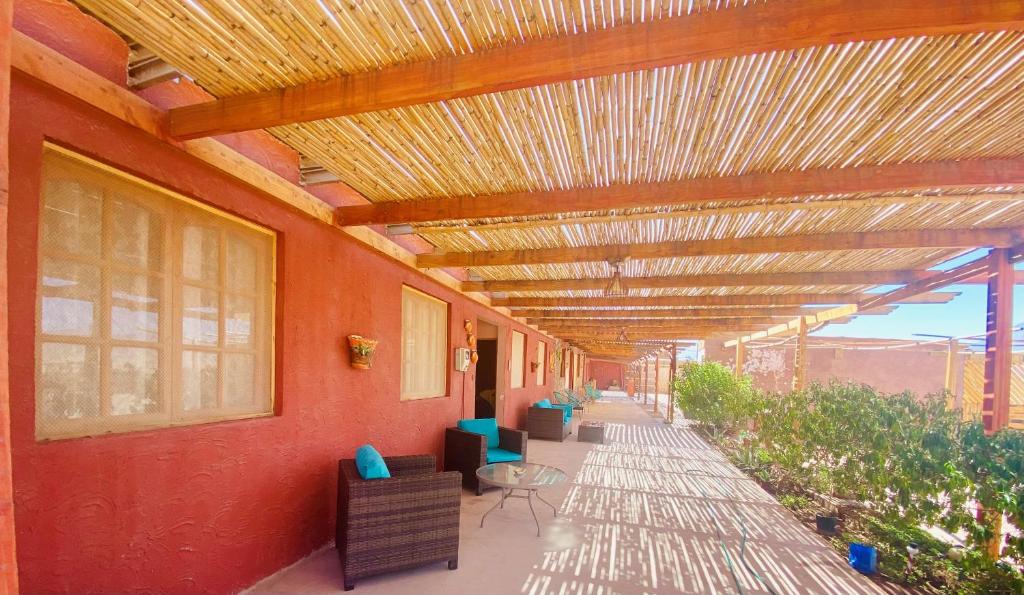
[848,543,878,574]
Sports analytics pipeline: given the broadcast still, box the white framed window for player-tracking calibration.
[36,146,275,440]
[536,341,546,386]
[510,330,526,389]
[401,286,448,400]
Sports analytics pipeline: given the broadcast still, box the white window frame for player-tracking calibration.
[400,286,449,400]
[510,330,526,389]
[535,341,547,386]
[36,145,276,440]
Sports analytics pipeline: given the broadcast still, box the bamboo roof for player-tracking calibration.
[70,0,1024,359]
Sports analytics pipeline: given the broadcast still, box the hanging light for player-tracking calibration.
[617,328,629,342]
[605,260,628,297]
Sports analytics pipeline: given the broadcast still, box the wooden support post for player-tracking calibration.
[643,358,650,405]
[792,317,809,391]
[654,351,661,415]
[981,248,1013,559]
[983,247,1013,434]
[944,338,960,411]
[735,340,746,378]
[0,0,19,589]
[666,348,677,424]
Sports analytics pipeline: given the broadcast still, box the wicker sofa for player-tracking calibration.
[444,420,527,495]
[528,399,573,441]
[336,454,461,590]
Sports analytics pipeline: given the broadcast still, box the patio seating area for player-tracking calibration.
[250,394,890,594]
[2,1,1024,593]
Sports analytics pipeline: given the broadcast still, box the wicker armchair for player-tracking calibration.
[336,454,461,590]
[444,425,527,495]
[528,405,572,441]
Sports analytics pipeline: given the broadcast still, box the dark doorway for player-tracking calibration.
[474,320,499,419]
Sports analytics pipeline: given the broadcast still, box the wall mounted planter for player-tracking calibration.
[347,335,378,370]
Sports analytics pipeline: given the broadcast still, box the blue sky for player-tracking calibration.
[814,249,1024,341]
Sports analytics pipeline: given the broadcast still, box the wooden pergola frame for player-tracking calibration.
[6,1,1024,581]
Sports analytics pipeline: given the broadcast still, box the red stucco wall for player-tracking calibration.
[589,360,625,390]
[705,338,962,397]
[8,12,554,594]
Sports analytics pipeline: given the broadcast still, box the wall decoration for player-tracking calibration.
[347,335,378,370]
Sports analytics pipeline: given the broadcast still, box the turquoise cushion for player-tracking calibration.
[486,448,523,464]
[458,417,499,449]
[553,403,573,424]
[354,444,390,480]
[535,399,552,408]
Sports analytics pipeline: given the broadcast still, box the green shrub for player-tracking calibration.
[683,364,1024,591]
[672,361,759,437]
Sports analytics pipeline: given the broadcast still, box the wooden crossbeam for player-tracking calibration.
[726,247,1024,347]
[512,306,897,319]
[167,0,1024,139]
[494,292,958,309]
[463,269,930,292]
[553,330,737,340]
[419,228,1023,268]
[533,318,783,329]
[342,159,1024,226]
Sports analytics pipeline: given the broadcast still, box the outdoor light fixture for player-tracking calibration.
[385,223,415,236]
[605,260,628,297]
[617,328,629,342]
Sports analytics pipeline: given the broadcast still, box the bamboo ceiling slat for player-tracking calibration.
[68,1,1024,347]
[462,248,965,285]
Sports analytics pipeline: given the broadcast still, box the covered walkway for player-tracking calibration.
[250,394,888,594]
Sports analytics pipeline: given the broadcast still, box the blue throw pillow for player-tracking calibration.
[354,444,390,480]
[536,399,552,408]
[457,418,499,449]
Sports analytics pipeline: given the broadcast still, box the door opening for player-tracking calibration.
[474,320,499,419]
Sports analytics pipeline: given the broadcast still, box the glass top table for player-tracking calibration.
[476,463,567,536]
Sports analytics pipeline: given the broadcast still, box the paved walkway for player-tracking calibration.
[247,394,888,594]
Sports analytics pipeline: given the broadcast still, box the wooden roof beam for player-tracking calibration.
[725,246,1024,347]
[419,227,1024,268]
[340,158,1024,227]
[493,293,958,309]
[463,269,930,292]
[513,306,897,319]
[168,0,1024,140]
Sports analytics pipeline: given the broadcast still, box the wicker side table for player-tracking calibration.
[577,421,605,444]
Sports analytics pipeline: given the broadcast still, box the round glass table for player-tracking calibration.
[476,462,568,536]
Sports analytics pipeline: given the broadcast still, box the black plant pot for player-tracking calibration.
[816,514,840,535]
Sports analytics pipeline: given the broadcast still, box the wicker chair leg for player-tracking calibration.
[343,576,355,591]
[475,486,483,496]
[448,557,459,570]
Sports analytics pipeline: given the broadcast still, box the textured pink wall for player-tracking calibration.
[705,338,961,397]
[589,360,625,390]
[8,9,554,593]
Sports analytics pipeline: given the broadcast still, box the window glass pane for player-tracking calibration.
[39,342,100,421]
[182,225,219,284]
[41,258,100,337]
[37,149,275,439]
[225,294,254,346]
[182,350,218,411]
[110,347,161,415]
[226,236,257,293]
[511,331,525,389]
[536,342,546,386]
[111,195,163,269]
[401,287,448,400]
[182,285,219,346]
[110,273,161,342]
[41,178,102,257]
[224,353,255,407]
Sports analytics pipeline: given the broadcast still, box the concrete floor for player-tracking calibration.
[246,394,890,594]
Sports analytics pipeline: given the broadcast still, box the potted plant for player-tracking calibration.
[815,469,841,536]
[347,335,378,369]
